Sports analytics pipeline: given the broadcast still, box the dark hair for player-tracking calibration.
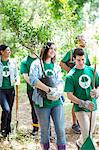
[73,48,85,58]
[0,45,8,51]
[40,42,56,63]
[0,45,8,55]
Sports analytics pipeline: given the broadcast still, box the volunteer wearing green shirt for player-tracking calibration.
[60,35,91,134]
[64,48,99,149]
[0,45,19,137]
[20,52,39,136]
[29,42,66,150]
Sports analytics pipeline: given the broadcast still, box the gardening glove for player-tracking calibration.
[90,89,99,98]
[47,87,62,101]
[79,100,94,111]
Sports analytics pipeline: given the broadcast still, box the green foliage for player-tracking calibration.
[1,0,25,32]
[49,0,64,20]
[20,74,26,83]
[0,0,98,61]
[0,0,53,50]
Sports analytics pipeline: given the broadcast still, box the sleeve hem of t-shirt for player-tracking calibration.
[61,60,67,63]
[64,90,74,92]
[21,72,28,74]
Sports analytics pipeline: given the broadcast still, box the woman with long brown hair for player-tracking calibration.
[29,42,66,150]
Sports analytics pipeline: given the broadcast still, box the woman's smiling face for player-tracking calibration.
[47,44,56,58]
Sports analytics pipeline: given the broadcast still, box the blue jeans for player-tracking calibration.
[0,88,15,135]
[35,104,66,145]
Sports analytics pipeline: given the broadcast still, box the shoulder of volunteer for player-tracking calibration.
[30,58,40,68]
[9,58,18,64]
[54,62,60,68]
[21,56,28,64]
[85,65,94,72]
[67,67,76,76]
[61,50,71,62]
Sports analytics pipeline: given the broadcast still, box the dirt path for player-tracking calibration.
[0,87,99,150]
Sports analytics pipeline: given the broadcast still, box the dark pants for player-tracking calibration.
[0,88,15,135]
[27,91,38,129]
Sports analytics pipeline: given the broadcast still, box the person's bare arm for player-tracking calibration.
[24,73,50,93]
[67,92,94,111]
[67,92,80,104]
[60,61,71,72]
[23,73,31,85]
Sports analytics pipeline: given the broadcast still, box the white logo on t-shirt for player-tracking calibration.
[45,69,55,76]
[3,66,10,77]
[79,74,91,89]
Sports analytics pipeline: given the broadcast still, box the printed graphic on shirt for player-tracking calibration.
[79,74,91,89]
[3,66,10,77]
[45,69,54,76]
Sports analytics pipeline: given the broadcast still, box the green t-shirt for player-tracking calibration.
[62,49,91,68]
[20,56,37,92]
[1,60,13,89]
[35,62,62,108]
[64,65,99,112]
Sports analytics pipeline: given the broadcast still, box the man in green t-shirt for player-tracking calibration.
[20,51,39,136]
[64,48,99,149]
[60,35,91,134]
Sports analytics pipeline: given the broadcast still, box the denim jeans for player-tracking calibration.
[0,88,15,135]
[35,104,66,145]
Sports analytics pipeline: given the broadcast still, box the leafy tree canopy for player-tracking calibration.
[0,0,98,60]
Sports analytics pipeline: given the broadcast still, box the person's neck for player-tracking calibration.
[1,56,9,61]
[75,65,85,70]
[29,53,37,58]
[45,58,51,63]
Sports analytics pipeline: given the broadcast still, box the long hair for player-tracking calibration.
[40,42,56,63]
